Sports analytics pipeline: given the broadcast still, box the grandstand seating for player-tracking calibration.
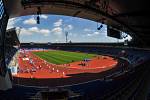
[5,47,18,67]
[4,44,147,99]
[1,43,150,99]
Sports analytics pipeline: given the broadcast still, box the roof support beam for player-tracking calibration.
[113,11,150,18]
[73,10,81,17]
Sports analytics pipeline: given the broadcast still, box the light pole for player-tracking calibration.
[65,31,68,43]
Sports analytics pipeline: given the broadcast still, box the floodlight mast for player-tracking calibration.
[17,27,21,47]
[65,31,68,43]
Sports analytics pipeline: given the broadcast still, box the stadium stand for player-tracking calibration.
[1,50,149,99]
[5,43,148,99]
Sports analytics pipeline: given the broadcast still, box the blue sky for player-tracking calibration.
[7,14,131,43]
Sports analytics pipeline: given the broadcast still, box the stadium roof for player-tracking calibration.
[4,0,150,47]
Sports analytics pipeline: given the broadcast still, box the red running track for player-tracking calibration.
[14,50,118,79]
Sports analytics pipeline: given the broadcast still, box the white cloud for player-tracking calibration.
[40,29,50,36]
[102,27,107,34]
[64,24,73,31]
[7,18,16,29]
[84,26,107,37]
[40,15,48,19]
[20,27,50,36]
[28,27,39,33]
[20,28,33,35]
[54,19,63,27]
[87,34,93,37]
[84,28,93,32]
[86,31,101,37]
[51,27,63,35]
[7,18,22,29]
[23,18,36,25]
[23,15,48,25]
[93,32,100,35]
[55,39,59,42]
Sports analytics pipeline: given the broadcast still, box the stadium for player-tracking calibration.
[0,0,150,100]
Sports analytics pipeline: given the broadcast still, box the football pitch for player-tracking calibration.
[33,50,97,64]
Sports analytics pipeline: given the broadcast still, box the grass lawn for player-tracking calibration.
[33,50,97,64]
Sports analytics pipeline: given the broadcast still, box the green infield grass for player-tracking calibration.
[32,50,97,64]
